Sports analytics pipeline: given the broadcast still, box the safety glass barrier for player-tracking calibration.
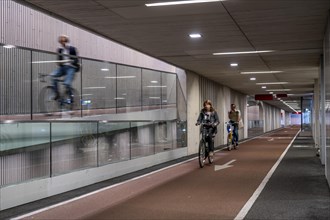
[0,45,179,121]
[0,122,51,187]
[0,119,186,187]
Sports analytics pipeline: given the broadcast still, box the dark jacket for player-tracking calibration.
[196,109,220,134]
[57,46,79,71]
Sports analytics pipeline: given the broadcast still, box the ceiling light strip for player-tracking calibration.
[146,0,221,7]
[213,50,274,56]
[256,82,288,85]
[241,71,283,74]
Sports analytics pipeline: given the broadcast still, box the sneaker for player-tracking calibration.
[209,151,214,157]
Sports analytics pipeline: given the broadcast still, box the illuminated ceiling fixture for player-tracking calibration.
[261,86,267,89]
[150,81,158,83]
[240,71,283,74]
[250,77,256,81]
[230,63,238,67]
[146,0,221,7]
[189,33,202,38]
[213,50,274,56]
[101,68,109,71]
[256,82,288,85]
[266,89,291,92]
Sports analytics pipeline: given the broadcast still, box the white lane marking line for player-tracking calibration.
[234,129,300,220]
[11,157,196,220]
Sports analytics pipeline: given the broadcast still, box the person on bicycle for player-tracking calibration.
[51,35,80,102]
[196,100,219,156]
[228,103,240,146]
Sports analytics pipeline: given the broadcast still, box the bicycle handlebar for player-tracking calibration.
[195,122,214,127]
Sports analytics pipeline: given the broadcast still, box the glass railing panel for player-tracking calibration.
[142,69,161,111]
[155,121,173,153]
[82,60,116,117]
[130,122,155,159]
[161,73,176,109]
[175,120,187,148]
[31,51,82,119]
[0,122,50,187]
[116,65,142,113]
[0,47,32,121]
[98,121,130,165]
[51,122,97,176]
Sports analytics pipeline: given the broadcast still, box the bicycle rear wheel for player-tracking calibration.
[227,133,233,151]
[198,140,206,168]
[39,86,59,115]
[208,146,214,164]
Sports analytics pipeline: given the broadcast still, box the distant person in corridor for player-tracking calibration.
[228,103,241,147]
[196,100,220,156]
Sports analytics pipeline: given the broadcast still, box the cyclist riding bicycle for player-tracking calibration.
[228,103,241,147]
[196,100,219,156]
[51,35,80,103]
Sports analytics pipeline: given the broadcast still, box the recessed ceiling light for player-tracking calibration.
[189,33,202,38]
[269,92,274,94]
[101,68,109,71]
[146,0,221,7]
[150,81,158,83]
[230,63,238,67]
[213,50,274,56]
[262,86,267,89]
[240,71,283,74]
[250,77,256,81]
[256,82,288,85]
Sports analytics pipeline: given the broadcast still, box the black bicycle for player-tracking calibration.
[196,122,214,168]
[38,73,80,115]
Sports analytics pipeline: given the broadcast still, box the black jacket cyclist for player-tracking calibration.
[196,100,220,155]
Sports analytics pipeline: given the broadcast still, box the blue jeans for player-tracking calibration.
[230,120,239,144]
[51,65,76,98]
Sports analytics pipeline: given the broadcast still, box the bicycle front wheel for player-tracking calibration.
[198,140,206,168]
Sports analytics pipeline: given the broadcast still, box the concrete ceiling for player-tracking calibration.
[17,0,330,112]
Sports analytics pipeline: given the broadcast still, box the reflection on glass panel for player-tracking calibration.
[0,123,50,186]
[177,80,187,121]
[31,51,82,120]
[142,69,161,111]
[98,122,130,165]
[82,60,116,116]
[155,121,173,153]
[130,122,154,158]
[161,73,176,109]
[0,47,31,121]
[175,120,187,148]
[117,65,142,113]
[51,122,97,176]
